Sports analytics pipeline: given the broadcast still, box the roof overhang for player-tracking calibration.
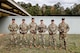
[0,0,32,17]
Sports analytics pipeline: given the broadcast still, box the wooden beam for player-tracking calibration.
[1,3,12,9]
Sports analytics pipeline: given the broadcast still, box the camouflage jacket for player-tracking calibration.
[58,22,70,33]
[29,22,38,33]
[8,23,18,32]
[48,23,57,35]
[19,23,28,34]
[38,24,47,33]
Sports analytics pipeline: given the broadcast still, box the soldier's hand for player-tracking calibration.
[53,32,56,34]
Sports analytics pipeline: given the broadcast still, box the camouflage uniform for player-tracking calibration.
[38,24,47,47]
[29,22,37,47]
[48,23,57,48]
[8,23,18,44]
[19,23,28,45]
[58,22,70,49]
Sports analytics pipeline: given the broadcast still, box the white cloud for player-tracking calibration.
[14,0,80,8]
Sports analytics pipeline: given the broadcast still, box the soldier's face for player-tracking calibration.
[51,21,54,24]
[32,19,35,22]
[62,20,65,23]
[41,21,43,24]
[12,20,15,23]
[22,21,25,23]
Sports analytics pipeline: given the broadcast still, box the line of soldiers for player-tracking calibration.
[8,18,70,50]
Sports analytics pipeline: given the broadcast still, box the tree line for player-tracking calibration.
[17,2,80,16]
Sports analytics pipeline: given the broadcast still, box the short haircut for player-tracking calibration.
[40,19,43,21]
[32,18,34,19]
[62,18,65,20]
[51,19,54,22]
[12,18,15,20]
[22,19,25,21]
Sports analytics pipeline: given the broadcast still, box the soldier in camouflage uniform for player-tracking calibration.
[29,18,37,48]
[38,20,47,48]
[19,19,28,46]
[8,19,18,45]
[48,19,57,49]
[58,18,70,50]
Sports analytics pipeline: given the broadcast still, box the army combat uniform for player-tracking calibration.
[29,22,37,47]
[48,23,57,49]
[19,22,28,46]
[58,22,70,49]
[38,23,47,48]
[8,22,18,44]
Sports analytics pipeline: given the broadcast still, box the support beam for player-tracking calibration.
[7,0,32,17]
[0,8,20,16]
[0,0,32,17]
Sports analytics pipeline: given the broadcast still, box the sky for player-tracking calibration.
[14,0,80,8]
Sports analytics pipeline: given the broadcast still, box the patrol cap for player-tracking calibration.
[22,19,25,21]
[62,18,65,20]
[32,18,34,19]
[12,18,15,20]
[51,19,54,22]
[40,19,43,21]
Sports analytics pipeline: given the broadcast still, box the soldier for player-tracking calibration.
[48,19,57,49]
[29,18,37,48]
[8,18,18,45]
[19,19,28,46]
[58,18,70,50]
[38,20,47,48]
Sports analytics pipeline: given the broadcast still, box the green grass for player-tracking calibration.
[0,34,80,53]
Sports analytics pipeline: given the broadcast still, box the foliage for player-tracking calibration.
[18,2,80,16]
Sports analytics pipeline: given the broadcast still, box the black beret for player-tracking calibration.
[40,19,43,21]
[51,19,54,21]
[22,19,25,21]
[12,18,15,20]
[32,18,34,19]
[62,18,65,20]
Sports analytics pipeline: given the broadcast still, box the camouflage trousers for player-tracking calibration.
[29,33,37,46]
[38,33,45,46]
[49,34,57,47]
[59,33,67,48]
[10,32,18,44]
[19,34,27,45]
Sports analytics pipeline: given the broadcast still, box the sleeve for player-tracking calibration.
[28,24,31,29]
[8,24,12,31]
[44,25,47,32]
[37,25,39,31]
[35,24,38,31]
[19,24,21,30]
[66,24,70,32]
[58,24,61,32]
[54,25,58,34]
[48,25,51,33]
[26,24,29,32]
